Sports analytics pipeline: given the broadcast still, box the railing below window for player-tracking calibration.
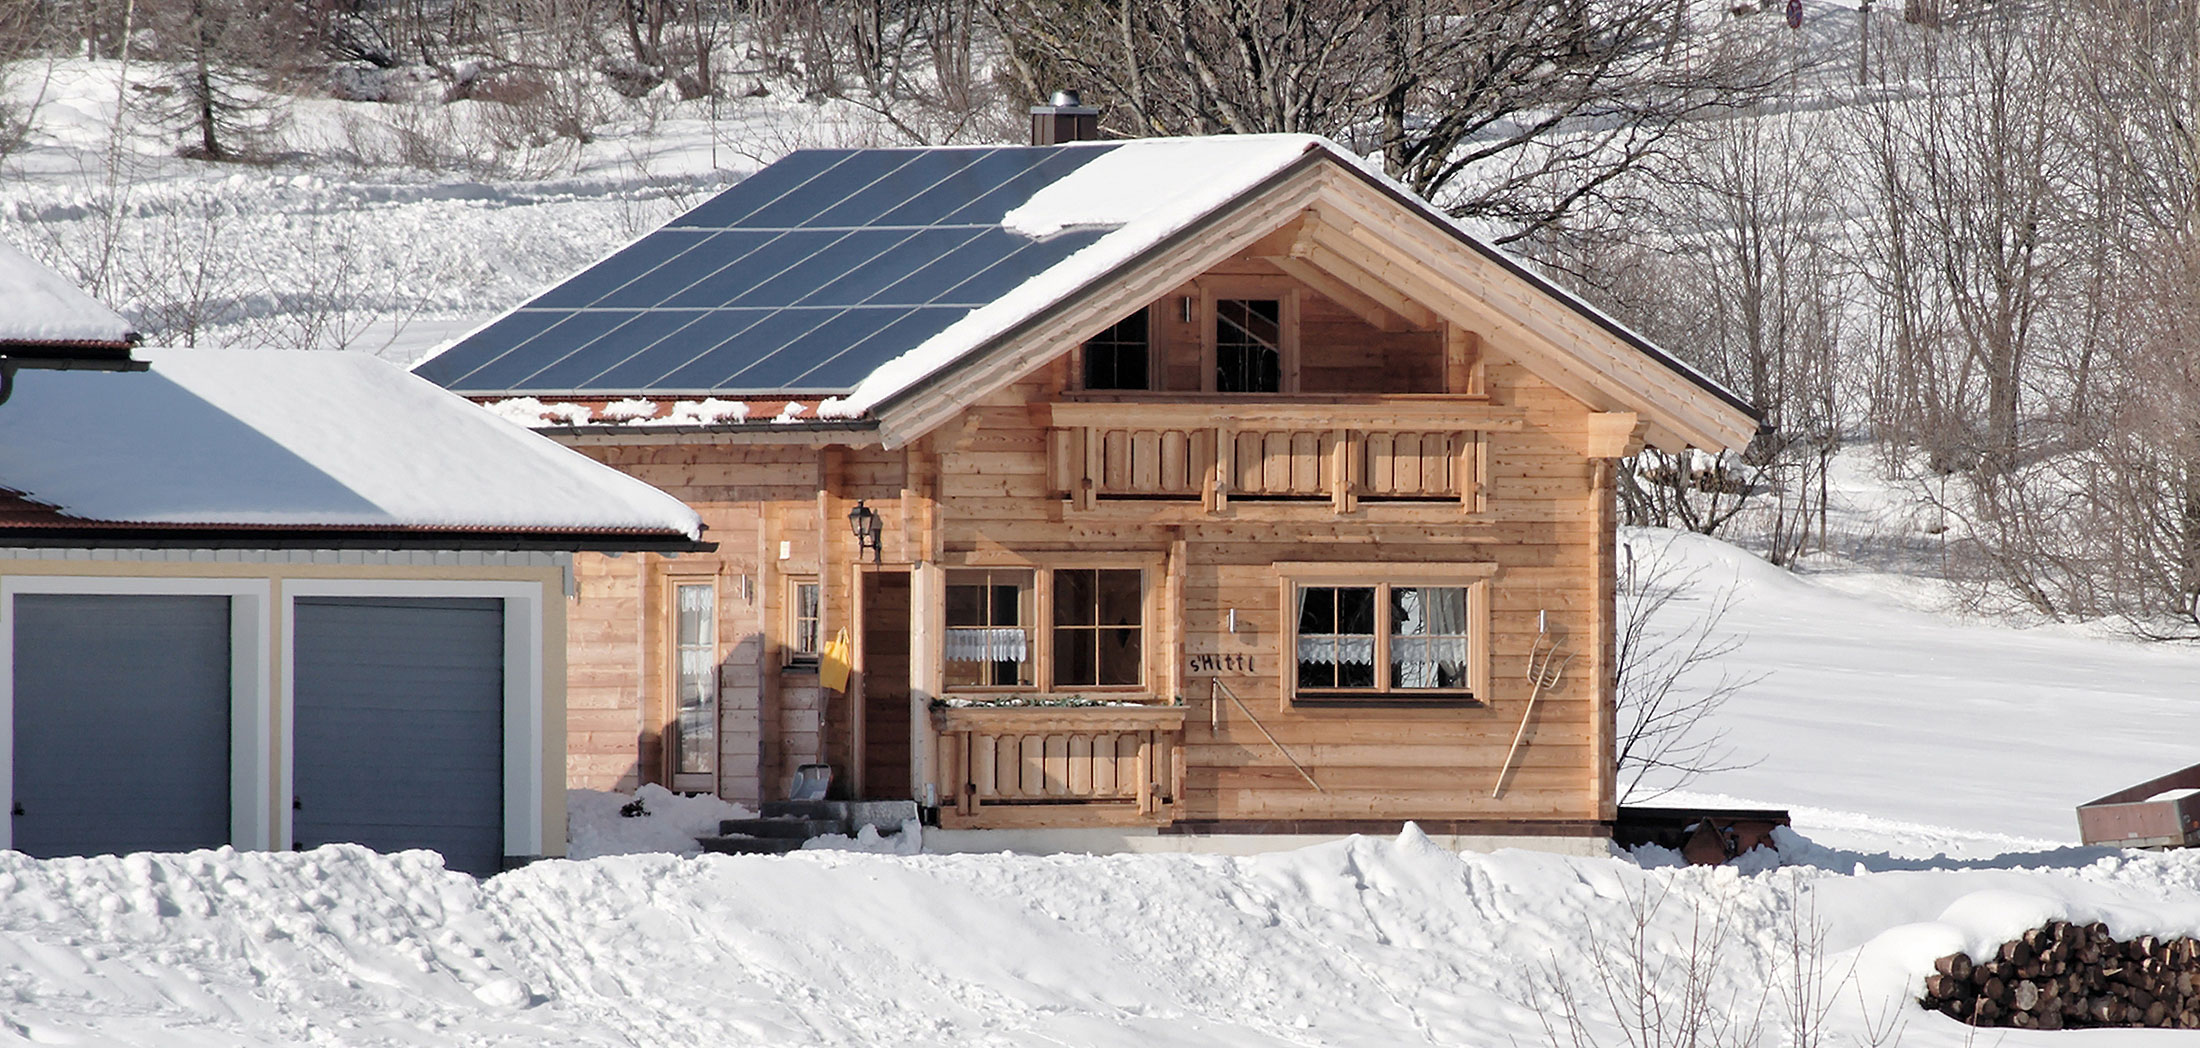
[932,704,1186,829]
[1046,400,1494,512]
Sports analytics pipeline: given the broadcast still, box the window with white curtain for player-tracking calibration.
[672,582,716,780]
[1289,575,1483,704]
[944,569,1033,687]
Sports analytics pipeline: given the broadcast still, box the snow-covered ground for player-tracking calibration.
[0,511,2190,1045]
[9,36,2200,1046]
[4,824,2200,1045]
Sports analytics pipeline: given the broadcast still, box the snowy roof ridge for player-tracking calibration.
[818,133,1753,426]
[0,349,703,541]
[819,134,1328,419]
[0,237,138,346]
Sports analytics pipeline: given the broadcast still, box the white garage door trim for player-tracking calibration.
[0,576,274,852]
[277,578,546,863]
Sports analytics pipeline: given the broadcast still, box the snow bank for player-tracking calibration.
[0,348,702,537]
[5,826,2200,1044]
[566,785,753,859]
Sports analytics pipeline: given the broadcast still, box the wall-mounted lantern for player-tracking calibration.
[848,500,882,564]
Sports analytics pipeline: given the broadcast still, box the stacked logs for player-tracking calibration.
[1921,921,2200,1030]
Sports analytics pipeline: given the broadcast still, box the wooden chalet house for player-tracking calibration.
[418,111,1759,849]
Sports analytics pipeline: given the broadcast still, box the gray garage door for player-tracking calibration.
[291,596,505,877]
[11,593,233,858]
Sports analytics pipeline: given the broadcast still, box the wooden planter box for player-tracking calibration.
[932,704,1187,829]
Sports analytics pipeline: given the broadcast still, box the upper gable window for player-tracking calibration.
[1216,299,1282,393]
[1083,311,1150,391]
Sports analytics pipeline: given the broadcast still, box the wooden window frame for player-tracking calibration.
[941,551,1164,700]
[1074,305,1157,393]
[1200,282,1299,395]
[1048,566,1150,692]
[943,567,1038,691]
[666,575,720,792]
[784,576,821,668]
[1274,561,1496,710]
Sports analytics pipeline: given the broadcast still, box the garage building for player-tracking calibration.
[0,343,704,875]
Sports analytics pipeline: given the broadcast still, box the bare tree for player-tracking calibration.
[983,0,1789,243]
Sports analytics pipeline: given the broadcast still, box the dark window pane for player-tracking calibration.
[1084,311,1150,390]
[946,584,984,627]
[1055,630,1096,687]
[1337,587,1377,635]
[1098,628,1141,685]
[989,584,1022,627]
[1096,570,1142,626]
[1298,587,1335,634]
[1054,569,1095,626]
[1339,657,1376,689]
[1216,298,1281,393]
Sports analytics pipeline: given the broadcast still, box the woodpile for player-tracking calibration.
[1922,922,2200,1030]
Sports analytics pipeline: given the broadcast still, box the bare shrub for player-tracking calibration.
[1614,536,1761,802]
[1537,879,1765,1048]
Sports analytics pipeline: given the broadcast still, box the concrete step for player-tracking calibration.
[756,799,919,835]
[759,800,839,822]
[718,817,843,839]
[696,835,807,856]
[845,801,919,834]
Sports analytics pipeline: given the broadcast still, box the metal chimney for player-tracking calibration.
[1029,89,1100,146]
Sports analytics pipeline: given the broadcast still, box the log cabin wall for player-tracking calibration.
[559,442,906,805]
[927,326,1610,826]
[555,261,1618,830]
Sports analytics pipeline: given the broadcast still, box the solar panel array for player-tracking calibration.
[417,145,1120,396]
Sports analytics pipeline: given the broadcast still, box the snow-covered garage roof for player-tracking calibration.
[0,238,136,347]
[0,349,704,548]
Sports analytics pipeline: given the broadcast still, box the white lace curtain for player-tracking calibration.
[1295,587,1469,681]
[945,627,1029,662]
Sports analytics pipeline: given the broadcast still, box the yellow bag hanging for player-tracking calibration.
[818,628,853,692]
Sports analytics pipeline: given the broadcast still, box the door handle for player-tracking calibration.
[9,802,19,817]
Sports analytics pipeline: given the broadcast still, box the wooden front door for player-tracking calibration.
[859,572,913,800]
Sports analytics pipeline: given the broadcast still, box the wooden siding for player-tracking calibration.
[556,258,1619,829]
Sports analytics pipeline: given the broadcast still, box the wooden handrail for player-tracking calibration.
[1048,399,1524,432]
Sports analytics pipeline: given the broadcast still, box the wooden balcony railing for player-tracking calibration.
[932,704,1186,829]
[1046,400,1504,512]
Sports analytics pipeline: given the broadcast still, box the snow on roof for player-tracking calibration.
[821,135,1326,418]
[0,349,701,538]
[0,237,136,345]
[820,133,1749,425]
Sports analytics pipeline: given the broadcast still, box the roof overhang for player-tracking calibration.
[0,524,714,553]
[864,151,1760,455]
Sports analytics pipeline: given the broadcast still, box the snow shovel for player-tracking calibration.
[1493,631,1573,798]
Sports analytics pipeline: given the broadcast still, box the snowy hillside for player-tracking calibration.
[1631,526,2200,846]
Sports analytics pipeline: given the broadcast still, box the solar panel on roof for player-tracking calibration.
[795,227,991,308]
[419,143,1119,396]
[663,149,855,229]
[806,149,1002,228]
